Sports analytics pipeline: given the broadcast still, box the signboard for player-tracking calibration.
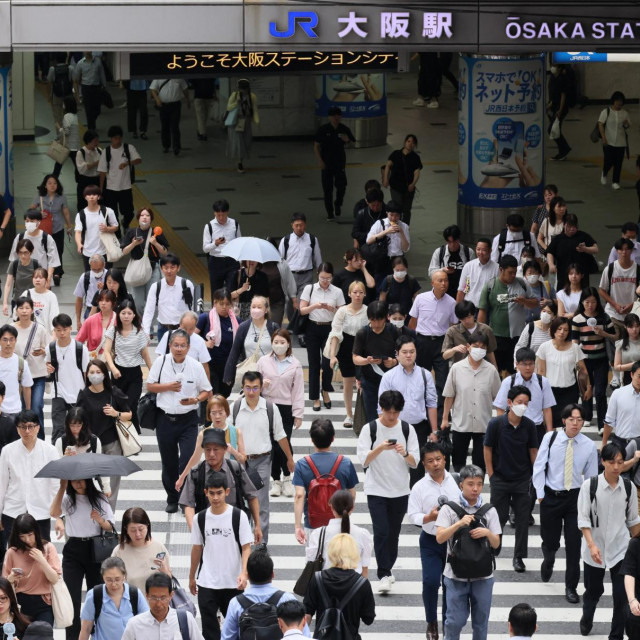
[315,73,386,118]
[130,51,398,77]
[553,52,640,63]
[0,65,13,212]
[458,55,545,209]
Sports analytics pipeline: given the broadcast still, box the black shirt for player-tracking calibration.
[0,413,18,453]
[483,414,538,482]
[315,122,355,168]
[548,71,570,114]
[353,324,399,382]
[196,313,234,365]
[621,537,640,599]
[546,230,597,289]
[444,249,464,297]
[352,206,386,248]
[332,269,375,306]
[387,149,423,193]
[226,268,270,304]
[76,386,130,445]
[382,274,421,316]
[121,227,169,265]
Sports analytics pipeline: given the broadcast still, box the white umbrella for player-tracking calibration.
[220,236,281,263]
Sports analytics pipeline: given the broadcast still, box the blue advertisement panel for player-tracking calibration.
[315,73,386,118]
[457,55,544,209]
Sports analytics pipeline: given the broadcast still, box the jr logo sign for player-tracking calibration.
[269,11,319,38]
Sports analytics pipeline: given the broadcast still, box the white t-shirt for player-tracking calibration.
[190,507,252,589]
[599,261,638,320]
[356,419,420,498]
[306,518,372,574]
[97,144,141,192]
[21,289,59,332]
[535,341,585,388]
[557,289,581,316]
[45,341,90,403]
[0,354,33,413]
[457,258,500,306]
[74,207,118,257]
[155,331,211,363]
[62,494,113,538]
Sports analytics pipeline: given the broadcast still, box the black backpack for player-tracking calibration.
[106,143,136,185]
[155,277,193,310]
[509,371,543,391]
[237,590,284,640]
[497,228,531,261]
[92,584,139,634]
[17,231,48,255]
[313,572,366,640]
[438,244,471,268]
[207,220,239,240]
[192,458,250,516]
[196,506,242,557]
[445,502,496,579]
[589,474,632,527]
[10,258,39,280]
[78,207,109,246]
[52,63,72,98]
[283,233,316,260]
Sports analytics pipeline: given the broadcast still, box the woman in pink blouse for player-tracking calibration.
[76,289,116,358]
[257,328,304,499]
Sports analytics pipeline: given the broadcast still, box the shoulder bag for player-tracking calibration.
[124,230,153,288]
[48,542,74,628]
[234,322,267,388]
[47,132,70,165]
[101,230,123,262]
[360,221,389,264]
[115,385,142,456]
[170,575,197,617]
[294,527,326,596]
[91,522,119,563]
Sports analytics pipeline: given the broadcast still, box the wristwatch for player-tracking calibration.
[403,451,410,458]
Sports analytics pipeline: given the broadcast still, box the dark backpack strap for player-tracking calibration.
[266,590,284,607]
[314,573,331,610]
[544,429,559,478]
[207,222,213,240]
[41,232,48,253]
[607,262,615,295]
[536,373,543,390]
[589,475,599,527]
[165,330,173,354]
[368,420,377,450]
[79,210,87,245]
[636,264,640,289]
[155,279,162,308]
[130,585,139,616]
[197,509,206,546]
[338,575,367,611]
[89,434,98,453]
[509,373,516,390]
[463,245,471,261]
[232,399,240,424]
[84,271,91,296]
[625,477,633,507]
[10,260,17,280]
[498,228,508,257]
[93,585,103,622]
[283,236,290,260]
[75,341,84,372]
[401,421,410,448]
[236,594,253,610]
[526,321,534,349]
[473,503,494,521]
[266,400,274,442]
[105,146,111,172]
[181,277,193,310]
[384,275,393,295]
[445,501,468,519]
[177,609,190,640]
[232,507,242,556]
[438,245,445,267]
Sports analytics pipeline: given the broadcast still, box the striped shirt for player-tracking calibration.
[104,326,149,367]
[571,313,616,359]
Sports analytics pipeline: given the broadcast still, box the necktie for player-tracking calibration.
[564,438,574,491]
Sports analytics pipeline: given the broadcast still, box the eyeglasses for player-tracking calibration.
[243,385,260,393]
[18,424,38,431]
[104,577,124,584]
[0,596,9,603]
[209,410,226,417]
[171,344,188,350]
[147,595,171,603]
[318,277,332,283]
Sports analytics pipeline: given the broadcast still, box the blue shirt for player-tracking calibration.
[292,451,359,528]
[129,79,149,91]
[531,429,599,498]
[378,365,437,424]
[80,583,149,640]
[493,372,556,426]
[222,584,310,640]
[196,312,234,364]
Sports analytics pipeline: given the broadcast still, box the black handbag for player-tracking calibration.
[288,309,309,336]
[245,463,265,491]
[100,86,114,109]
[436,429,454,457]
[137,392,159,431]
[360,221,390,264]
[353,389,366,437]
[92,524,118,563]
[293,527,326,596]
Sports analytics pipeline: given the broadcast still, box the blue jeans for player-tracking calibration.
[22,376,46,440]
[420,531,447,624]
[443,576,494,640]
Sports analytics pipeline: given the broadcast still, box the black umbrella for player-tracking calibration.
[35,453,141,480]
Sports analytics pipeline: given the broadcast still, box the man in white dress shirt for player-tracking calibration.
[491,214,540,264]
[456,238,499,305]
[142,253,195,343]
[146,329,212,514]
[156,311,211,379]
[278,212,322,347]
[0,324,33,418]
[202,199,241,300]
[231,371,294,544]
[0,410,59,564]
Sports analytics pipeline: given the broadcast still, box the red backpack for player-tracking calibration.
[306,454,343,528]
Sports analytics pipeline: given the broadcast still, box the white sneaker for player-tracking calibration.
[270,480,282,497]
[610,376,621,389]
[389,573,396,584]
[583,421,591,427]
[427,99,439,109]
[412,97,425,107]
[378,576,392,593]
[613,182,621,190]
[282,477,294,498]
[600,175,607,185]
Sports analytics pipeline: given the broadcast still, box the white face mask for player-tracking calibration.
[526,274,539,285]
[540,311,552,324]
[511,403,528,417]
[272,343,288,356]
[469,347,486,362]
[390,319,405,328]
[25,222,38,233]
[393,271,407,281]
[139,220,150,230]
[88,373,104,386]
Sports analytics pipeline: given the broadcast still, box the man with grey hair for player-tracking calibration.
[146,328,212,513]
[73,254,107,329]
[435,464,501,640]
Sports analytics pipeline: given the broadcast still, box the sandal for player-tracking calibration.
[343,417,353,428]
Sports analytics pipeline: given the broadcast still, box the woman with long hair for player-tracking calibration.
[76,359,131,509]
[0,575,31,637]
[257,329,304,498]
[21,267,59,332]
[111,507,171,593]
[332,249,375,304]
[556,263,586,319]
[572,288,617,431]
[614,313,640,386]
[50,478,114,640]
[77,289,116,359]
[103,299,151,432]
[306,490,372,577]
[2,513,61,624]
[89,268,133,315]
[537,196,567,253]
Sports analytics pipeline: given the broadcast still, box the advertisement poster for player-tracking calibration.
[458,55,544,208]
[315,73,386,118]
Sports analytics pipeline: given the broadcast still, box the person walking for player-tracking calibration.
[75,130,101,211]
[599,91,630,190]
[428,225,474,297]
[73,52,106,131]
[456,238,499,306]
[382,134,423,225]
[126,79,149,140]
[226,79,259,174]
[547,64,572,161]
[150,78,190,156]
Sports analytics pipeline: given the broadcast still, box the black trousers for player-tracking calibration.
[547,112,570,157]
[52,228,66,278]
[539,488,581,590]
[582,357,609,429]
[416,335,447,420]
[17,593,53,626]
[451,431,485,472]
[103,188,135,230]
[495,336,518,375]
[113,365,143,432]
[306,322,333,401]
[321,166,347,216]
[207,256,238,304]
[603,144,626,184]
[409,419,432,487]
[210,359,232,398]
[272,403,293,480]
[198,586,241,640]
[63,537,102,640]
[418,52,441,98]
[368,494,409,579]
[489,475,530,559]
[51,398,75,443]
[551,383,579,427]
[584,560,626,640]
[127,90,149,134]
[159,101,182,152]
[81,84,102,130]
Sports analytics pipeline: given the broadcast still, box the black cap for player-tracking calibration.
[201,428,227,448]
